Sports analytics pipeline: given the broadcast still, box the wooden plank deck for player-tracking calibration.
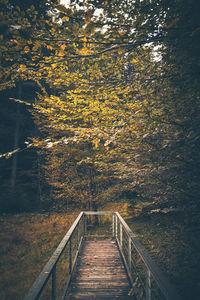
[66,240,132,300]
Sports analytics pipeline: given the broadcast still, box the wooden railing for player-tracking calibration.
[24,211,181,300]
[114,212,181,300]
[24,212,85,300]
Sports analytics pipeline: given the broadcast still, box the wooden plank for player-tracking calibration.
[74,277,128,281]
[70,287,130,293]
[67,240,131,299]
[86,235,112,238]
[66,295,132,300]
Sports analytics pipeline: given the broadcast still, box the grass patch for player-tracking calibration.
[127,213,200,300]
[0,211,78,300]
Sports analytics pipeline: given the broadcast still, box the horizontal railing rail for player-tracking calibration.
[24,211,181,300]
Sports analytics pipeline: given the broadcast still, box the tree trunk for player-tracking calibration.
[10,84,21,193]
[87,165,98,224]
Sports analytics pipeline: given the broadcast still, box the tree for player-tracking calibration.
[1,0,199,213]
[0,81,40,212]
[30,0,200,212]
[30,38,163,208]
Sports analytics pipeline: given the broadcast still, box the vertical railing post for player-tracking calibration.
[84,214,87,238]
[120,223,123,249]
[128,237,132,271]
[146,268,151,300]
[52,265,56,300]
[77,223,79,250]
[82,214,85,238]
[115,215,118,239]
[112,214,115,238]
[69,239,72,275]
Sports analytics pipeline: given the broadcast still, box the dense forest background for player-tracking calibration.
[0,0,200,219]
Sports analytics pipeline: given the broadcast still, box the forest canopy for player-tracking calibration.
[0,0,199,214]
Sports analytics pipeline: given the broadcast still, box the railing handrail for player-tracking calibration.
[24,212,83,300]
[115,212,181,300]
[84,211,114,215]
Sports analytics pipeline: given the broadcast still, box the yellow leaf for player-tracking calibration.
[45,20,53,26]
[10,39,19,44]
[79,47,92,55]
[44,56,51,62]
[24,46,30,53]
[118,30,125,36]
[58,51,65,57]
[47,45,53,50]
[62,16,69,22]
[92,138,100,149]
[60,44,66,50]
[52,64,57,69]
[132,57,139,63]
[33,42,41,51]
[20,64,27,72]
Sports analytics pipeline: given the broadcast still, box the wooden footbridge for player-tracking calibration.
[24,212,181,300]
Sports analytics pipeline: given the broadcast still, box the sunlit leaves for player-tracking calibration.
[51,63,57,69]
[79,47,92,55]
[10,39,19,44]
[47,45,54,51]
[62,16,69,22]
[1,0,197,211]
[19,64,27,72]
[60,44,66,51]
[24,46,30,53]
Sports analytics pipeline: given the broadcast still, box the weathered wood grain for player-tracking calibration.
[66,240,132,299]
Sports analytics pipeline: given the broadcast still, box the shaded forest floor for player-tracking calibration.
[0,203,200,300]
[128,212,200,300]
[0,211,78,300]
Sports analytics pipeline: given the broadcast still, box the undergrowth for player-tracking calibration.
[0,211,78,300]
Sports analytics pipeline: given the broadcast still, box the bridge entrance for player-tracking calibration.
[24,211,180,300]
